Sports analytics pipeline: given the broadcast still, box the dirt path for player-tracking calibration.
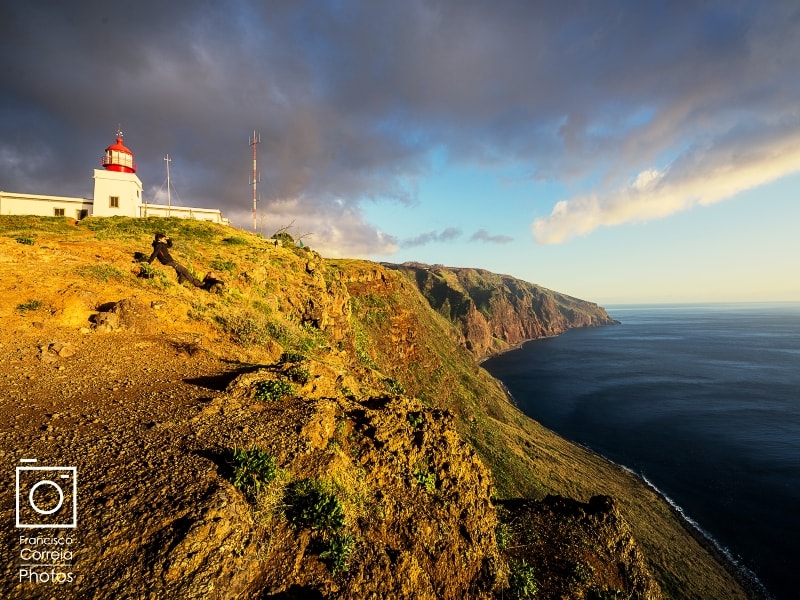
[0,326,247,597]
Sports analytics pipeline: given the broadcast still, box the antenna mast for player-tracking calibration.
[249,130,260,233]
[164,154,172,217]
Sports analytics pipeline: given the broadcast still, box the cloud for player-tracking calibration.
[231,196,399,258]
[1,1,800,253]
[469,229,513,244]
[400,227,462,248]
[532,119,800,243]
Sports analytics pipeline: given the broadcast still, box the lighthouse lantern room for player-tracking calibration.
[92,128,143,217]
[101,130,138,173]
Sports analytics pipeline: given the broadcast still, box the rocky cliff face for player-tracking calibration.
[387,263,618,359]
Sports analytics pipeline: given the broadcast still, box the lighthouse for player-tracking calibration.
[92,128,143,217]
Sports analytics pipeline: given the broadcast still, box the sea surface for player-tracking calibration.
[483,303,800,600]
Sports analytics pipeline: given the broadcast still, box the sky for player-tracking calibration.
[1,1,799,304]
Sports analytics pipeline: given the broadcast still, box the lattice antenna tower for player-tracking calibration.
[249,130,261,233]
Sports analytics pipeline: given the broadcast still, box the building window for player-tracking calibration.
[54,208,65,217]
[109,196,119,208]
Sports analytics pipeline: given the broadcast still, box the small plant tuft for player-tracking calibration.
[16,299,44,313]
[253,379,295,402]
[384,377,406,395]
[279,351,306,364]
[285,478,346,536]
[413,468,437,493]
[210,258,236,273]
[15,236,35,245]
[230,447,277,500]
[508,559,539,599]
[320,532,355,575]
[285,364,310,385]
[407,412,424,428]
[495,521,513,550]
[222,236,249,245]
[76,264,127,282]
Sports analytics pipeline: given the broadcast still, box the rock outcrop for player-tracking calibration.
[387,263,617,358]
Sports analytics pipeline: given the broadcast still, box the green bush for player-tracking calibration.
[384,378,406,395]
[222,236,249,245]
[285,478,345,536]
[280,351,306,364]
[16,299,44,313]
[320,532,355,575]
[285,364,310,385]
[413,468,437,493]
[210,258,236,273]
[508,560,539,599]
[215,310,273,345]
[15,236,35,245]
[253,379,294,402]
[407,412,424,428]
[230,447,277,500]
[495,521,512,550]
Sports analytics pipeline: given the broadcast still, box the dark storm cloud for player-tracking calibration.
[2,1,799,250]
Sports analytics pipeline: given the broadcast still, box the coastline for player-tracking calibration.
[479,325,772,600]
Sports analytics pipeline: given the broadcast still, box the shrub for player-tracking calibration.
[222,236,249,245]
[280,351,306,364]
[210,258,236,273]
[285,364,310,385]
[230,447,277,500]
[385,378,406,395]
[16,299,44,313]
[215,310,272,345]
[407,412,424,428]
[508,560,539,599]
[253,379,294,402]
[320,532,355,575]
[15,236,35,245]
[413,468,437,493]
[495,521,512,550]
[285,478,345,536]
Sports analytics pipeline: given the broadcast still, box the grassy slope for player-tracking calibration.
[0,215,753,600]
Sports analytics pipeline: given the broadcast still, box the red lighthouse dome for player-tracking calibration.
[101,128,137,173]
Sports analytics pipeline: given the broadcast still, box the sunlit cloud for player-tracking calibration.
[227,198,399,258]
[532,122,800,244]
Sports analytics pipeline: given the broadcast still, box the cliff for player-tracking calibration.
[0,216,756,599]
[386,262,618,359]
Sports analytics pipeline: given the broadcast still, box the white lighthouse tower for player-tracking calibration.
[92,129,143,217]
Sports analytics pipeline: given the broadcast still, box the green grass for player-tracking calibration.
[16,299,45,313]
[79,215,222,241]
[0,215,75,235]
[76,264,128,282]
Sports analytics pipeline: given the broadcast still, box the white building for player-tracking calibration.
[0,130,228,225]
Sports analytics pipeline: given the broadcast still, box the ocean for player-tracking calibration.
[483,303,800,600]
